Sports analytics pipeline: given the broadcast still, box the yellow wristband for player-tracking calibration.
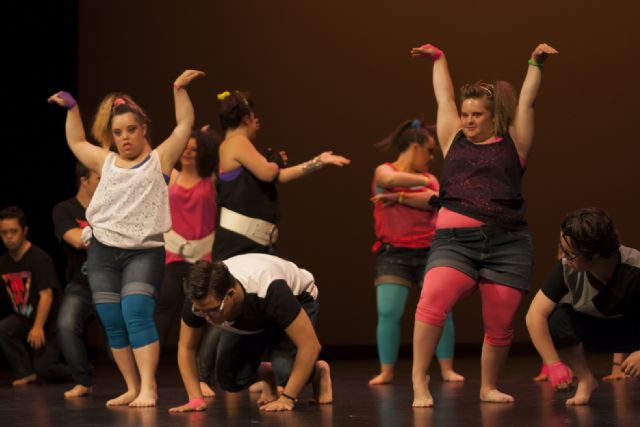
[398,192,404,204]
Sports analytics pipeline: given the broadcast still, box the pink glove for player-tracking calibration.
[419,44,443,62]
[547,361,573,389]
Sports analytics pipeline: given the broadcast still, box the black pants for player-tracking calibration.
[0,314,71,381]
[549,304,640,353]
[215,299,319,392]
[155,261,220,382]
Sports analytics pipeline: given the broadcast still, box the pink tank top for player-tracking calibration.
[166,177,217,263]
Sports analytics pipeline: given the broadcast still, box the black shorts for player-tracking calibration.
[374,244,430,288]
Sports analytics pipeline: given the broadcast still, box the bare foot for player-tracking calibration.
[248,381,264,393]
[106,390,139,407]
[12,374,37,387]
[412,375,433,408]
[441,370,465,382]
[368,371,393,386]
[602,372,626,381]
[199,382,216,398]
[64,384,92,398]
[310,360,333,404]
[480,388,515,403]
[129,388,157,408]
[566,376,598,406]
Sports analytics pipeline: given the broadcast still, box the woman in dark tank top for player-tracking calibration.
[408,42,558,408]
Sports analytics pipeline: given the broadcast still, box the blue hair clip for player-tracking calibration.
[410,119,421,129]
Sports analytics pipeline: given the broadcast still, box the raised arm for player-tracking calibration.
[411,44,460,156]
[157,69,206,175]
[277,151,351,184]
[510,43,558,159]
[48,92,109,174]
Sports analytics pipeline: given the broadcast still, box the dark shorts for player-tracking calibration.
[374,245,430,288]
[425,225,533,292]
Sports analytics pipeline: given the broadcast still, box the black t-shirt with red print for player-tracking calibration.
[0,244,60,323]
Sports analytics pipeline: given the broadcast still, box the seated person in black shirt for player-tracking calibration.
[170,253,332,412]
[0,206,70,386]
[526,207,640,406]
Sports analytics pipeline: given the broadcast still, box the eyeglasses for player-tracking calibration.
[191,294,227,319]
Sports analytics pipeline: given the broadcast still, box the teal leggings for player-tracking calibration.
[376,283,455,365]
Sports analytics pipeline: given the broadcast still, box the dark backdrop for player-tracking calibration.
[4,1,640,348]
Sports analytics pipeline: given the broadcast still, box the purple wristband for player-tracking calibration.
[187,397,205,410]
[58,91,77,109]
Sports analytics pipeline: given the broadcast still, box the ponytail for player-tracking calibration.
[376,117,435,155]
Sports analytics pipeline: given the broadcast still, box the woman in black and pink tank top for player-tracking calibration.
[409,42,558,407]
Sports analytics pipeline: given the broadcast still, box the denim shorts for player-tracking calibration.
[425,225,533,292]
[374,244,430,288]
[86,239,165,303]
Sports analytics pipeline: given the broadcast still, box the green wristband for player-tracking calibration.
[528,58,543,69]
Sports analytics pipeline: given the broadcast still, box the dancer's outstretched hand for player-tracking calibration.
[410,43,444,61]
[47,91,77,109]
[174,69,206,89]
[318,151,351,167]
[531,43,558,65]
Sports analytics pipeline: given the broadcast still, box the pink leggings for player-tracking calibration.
[415,267,523,346]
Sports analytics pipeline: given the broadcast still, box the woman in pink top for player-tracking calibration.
[369,119,463,386]
[155,127,220,397]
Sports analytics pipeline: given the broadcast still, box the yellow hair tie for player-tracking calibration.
[217,91,231,101]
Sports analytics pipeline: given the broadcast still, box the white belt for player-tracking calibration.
[219,207,278,247]
[164,230,215,263]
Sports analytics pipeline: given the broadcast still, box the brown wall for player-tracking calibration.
[79,1,640,346]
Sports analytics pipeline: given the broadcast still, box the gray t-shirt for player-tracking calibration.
[542,245,640,318]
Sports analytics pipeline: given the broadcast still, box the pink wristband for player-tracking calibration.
[187,397,205,410]
[173,83,182,90]
[547,361,573,389]
[419,43,443,62]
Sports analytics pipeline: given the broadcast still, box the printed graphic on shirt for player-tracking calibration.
[1,271,33,317]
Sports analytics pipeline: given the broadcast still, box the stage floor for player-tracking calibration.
[1,354,638,426]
